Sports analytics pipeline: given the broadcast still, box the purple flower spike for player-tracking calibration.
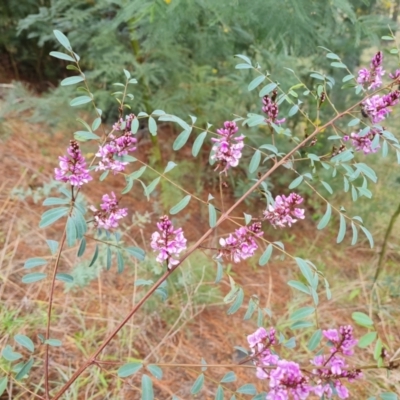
[218,222,263,263]
[55,140,92,187]
[90,192,127,230]
[96,114,137,174]
[262,90,285,125]
[211,121,245,173]
[263,193,305,228]
[150,216,187,269]
[362,90,400,123]
[357,51,385,90]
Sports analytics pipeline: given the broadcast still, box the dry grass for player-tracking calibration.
[0,114,400,399]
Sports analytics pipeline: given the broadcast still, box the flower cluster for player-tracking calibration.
[343,128,381,155]
[357,51,385,90]
[262,90,285,125]
[362,90,400,124]
[211,121,245,173]
[217,222,263,263]
[248,325,362,400]
[90,192,127,230]
[54,140,92,187]
[150,216,187,269]
[96,114,137,174]
[263,193,305,229]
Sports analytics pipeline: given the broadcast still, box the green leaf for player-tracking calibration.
[351,222,358,245]
[259,83,277,97]
[237,384,257,395]
[45,339,62,347]
[39,207,69,228]
[158,114,191,131]
[326,52,340,60]
[284,337,296,349]
[235,54,252,64]
[66,216,77,247]
[235,63,253,69]
[146,365,162,380]
[290,320,314,330]
[118,362,143,377]
[117,250,124,274]
[227,288,244,315]
[15,358,34,381]
[347,118,360,126]
[331,62,347,68]
[192,131,207,157]
[337,214,346,244]
[382,36,394,41]
[360,225,374,248]
[208,204,217,228]
[290,307,315,320]
[53,30,72,50]
[288,105,299,117]
[259,244,273,266]
[56,273,74,283]
[342,74,355,82]
[130,166,147,180]
[374,338,382,360]
[248,75,265,91]
[77,238,86,257]
[148,117,157,136]
[106,247,112,271]
[215,262,223,283]
[22,273,47,284]
[92,117,101,131]
[61,76,84,86]
[288,175,303,189]
[164,161,177,173]
[70,96,92,107]
[190,373,204,395]
[43,197,70,206]
[321,181,333,195]
[74,131,101,141]
[380,393,398,400]
[170,195,191,215]
[307,329,322,351]
[49,51,75,62]
[24,258,47,269]
[2,345,22,361]
[125,246,146,261]
[0,377,8,397]
[295,258,314,288]
[145,177,161,197]
[123,69,131,79]
[88,245,99,267]
[14,335,34,352]
[215,385,224,400]
[287,280,310,294]
[173,129,192,151]
[46,240,58,255]
[352,311,373,327]
[317,204,332,230]
[249,150,261,173]
[355,163,377,183]
[358,332,377,348]
[220,371,236,383]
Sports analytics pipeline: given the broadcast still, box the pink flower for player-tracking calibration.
[150,216,187,269]
[211,121,245,173]
[96,114,137,174]
[262,90,285,125]
[362,91,400,123]
[344,128,381,155]
[357,51,385,90]
[90,192,127,230]
[389,69,400,80]
[263,193,305,228]
[218,222,263,263]
[55,140,92,187]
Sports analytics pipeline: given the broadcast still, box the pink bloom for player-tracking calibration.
[218,222,263,263]
[389,69,400,80]
[90,192,127,230]
[211,121,245,173]
[55,140,92,187]
[344,128,381,155]
[362,90,400,123]
[150,216,187,269]
[96,114,137,174]
[262,90,285,125]
[263,193,305,228]
[357,51,385,90]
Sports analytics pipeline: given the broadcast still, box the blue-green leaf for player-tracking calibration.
[49,51,75,62]
[290,320,314,330]
[66,216,77,247]
[164,161,177,173]
[321,181,333,195]
[70,96,92,107]
[77,238,86,257]
[235,63,253,69]
[173,129,192,151]
[170,195,191,215]
[118,362,143,377]
[125,246,146,261]
[117,250,124,273]
[22,273,47,284]
[146,365,163,380]
[289,175,303,189]
[53,30,72,50]
[24,258,47,269]
[290,307,315,320]
[208,204,217,228]
[351,222,358,245]
[360,225,374,248]
[249,150,261,173]
[45,339,62,347]
[14,335,34,352]
[215,385,224,400]
[0,377,8,396]
[61,76,84,86]
[347,118,360,127]
[317,204,332,230]
[295,258,314,287]
[259,83,277,97]
[237,384,257,395]
[74,131,101,141]
[288,105,299,117]
[287,280,310,295]
[307,329,322,351]
[248,75,265,91]
[220,371,236,383]
[352,311,373,327]
[39,207,69,228]
[331,62,347,69]
[380,393,398,400]
[148,117,157,136]
[145,177,161,197]
[43,197,70,206]
[337,214,346,244]
[55,273,74,283]
[46,240,58,255]
[190,373,204,395]
[88,245,99,267]
[192,131,207,157]
[2,345,22,361]
[142,375,154,400]
[215,262,223,283]
[227,288,244,315]
[358,332,377,348]
[259,244,273,266]
[15,358,34,381]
